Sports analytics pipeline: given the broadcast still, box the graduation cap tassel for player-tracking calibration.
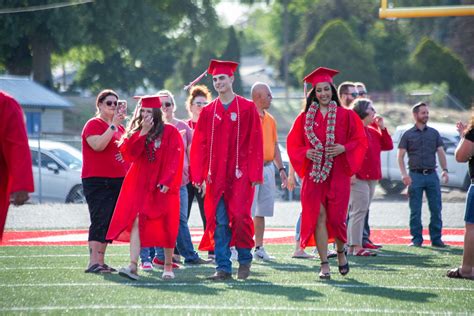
[184,70,208,91]
[304,82,307,99]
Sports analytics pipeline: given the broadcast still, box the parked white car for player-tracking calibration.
[28,139,85,203]
[380,122,470,194]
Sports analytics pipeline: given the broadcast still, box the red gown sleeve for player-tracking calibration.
[119,132,146,163]
[190,107,209,185]
[247,103,264,183]
[380,128,394,151]
[1,97,34,194]
[157,127,184,188]
[287,113,311,179]
[342,110,368,176]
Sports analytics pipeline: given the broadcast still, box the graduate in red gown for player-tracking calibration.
[106,95,184,280]
[189,59,263,280]
[287,67,367,279]
[0,92,34,241]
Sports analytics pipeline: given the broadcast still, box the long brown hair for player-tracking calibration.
[118,100,164,147]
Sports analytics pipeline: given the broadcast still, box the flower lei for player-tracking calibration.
[304,100,337,183]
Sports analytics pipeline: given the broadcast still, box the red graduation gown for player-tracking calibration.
[287,107,367,248]
[106,124,184,248]
[190,95,263,251]
[0,92,34,240]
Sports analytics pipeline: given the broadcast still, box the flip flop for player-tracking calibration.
[84,263,102,273]
[446,267,474,280]
[353,249,377,257]
[292,252,315,259]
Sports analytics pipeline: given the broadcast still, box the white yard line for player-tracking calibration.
[0,282,472,292]
[0,304,470,314]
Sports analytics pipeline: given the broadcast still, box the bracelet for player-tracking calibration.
[278,167,286,173]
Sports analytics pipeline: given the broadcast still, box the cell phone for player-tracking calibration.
[117,100,127,115]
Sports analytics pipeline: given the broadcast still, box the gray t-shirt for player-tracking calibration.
[398,125,444,170]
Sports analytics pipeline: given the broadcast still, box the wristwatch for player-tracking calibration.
[279,167,286,173]
[442,169,448,172]
[110,124,116,131]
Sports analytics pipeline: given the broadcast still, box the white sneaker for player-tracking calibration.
[140,261,153,271]
[230,247,238,262]
[118,267,139,280]
[253,246,275,261]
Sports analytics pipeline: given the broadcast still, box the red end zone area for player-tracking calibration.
[0,228,464,246]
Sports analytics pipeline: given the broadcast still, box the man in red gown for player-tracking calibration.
[0,91,34,240]
[190,59,263,280]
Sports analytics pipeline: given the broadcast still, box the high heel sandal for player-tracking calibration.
[337,248,349,276]
[319,261,331,280]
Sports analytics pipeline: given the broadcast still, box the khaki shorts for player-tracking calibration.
[251,164,276,217]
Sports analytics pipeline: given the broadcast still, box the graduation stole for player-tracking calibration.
[304,100,337,183]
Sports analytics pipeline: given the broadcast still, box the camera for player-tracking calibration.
[117,100,127,115]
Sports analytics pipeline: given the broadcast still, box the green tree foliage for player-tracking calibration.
[220,26,243,94]
[0,0,90,87]
[411,38,474,107]
[298,19,379,89]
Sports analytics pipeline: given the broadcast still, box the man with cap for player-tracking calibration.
[190,59,264,280]
[0,91,34,241]
[250,82,288,261]
[287,67,367,279]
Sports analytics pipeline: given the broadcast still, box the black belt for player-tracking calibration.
[411,169,436,175]
[264,161,273,166]
[471,178,474,184]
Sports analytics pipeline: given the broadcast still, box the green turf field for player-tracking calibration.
[0,244,473,315]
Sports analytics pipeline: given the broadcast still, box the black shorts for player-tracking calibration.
[82,177,124,243]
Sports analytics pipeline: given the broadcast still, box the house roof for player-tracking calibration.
[0,75,72,109]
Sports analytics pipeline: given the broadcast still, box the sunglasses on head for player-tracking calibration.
[105,101,118,106]
[163,102,173,108]
[193,101,207,107]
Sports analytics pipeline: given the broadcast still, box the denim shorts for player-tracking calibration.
[465,184,474,224]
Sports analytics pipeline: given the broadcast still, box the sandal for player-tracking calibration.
[319,261,331,280]
[337,248,350,276]
[353,249,377,257]
[118,266,139,281]
[292,250,315,259]
[162,263,175,280]
[446,267,474,280]
[101,264,117,273]
[84,263,102,273]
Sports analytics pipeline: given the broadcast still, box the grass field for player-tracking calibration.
[0,244,473,315]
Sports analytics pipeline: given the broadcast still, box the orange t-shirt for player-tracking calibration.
[261,111,277,162]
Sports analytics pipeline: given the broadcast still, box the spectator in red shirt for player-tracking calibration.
[82,89,128,273]
[348,98,393,256]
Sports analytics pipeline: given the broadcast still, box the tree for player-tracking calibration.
[297,19,379,89]
[220,26,243,94]
[411,38,473,107]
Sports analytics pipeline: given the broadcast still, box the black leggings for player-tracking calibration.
[187,182,206,228]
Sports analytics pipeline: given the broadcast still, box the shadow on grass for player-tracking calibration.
[254,260,314,273]
[329,278,438,302]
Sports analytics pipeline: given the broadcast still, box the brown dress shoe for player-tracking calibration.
[237,263,251,280]
[206,270,233,281]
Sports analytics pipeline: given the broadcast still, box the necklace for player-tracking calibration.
[304,101,337,183]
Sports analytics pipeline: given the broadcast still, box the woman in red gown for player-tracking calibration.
[287,67,367,279]
[106,95,184,280]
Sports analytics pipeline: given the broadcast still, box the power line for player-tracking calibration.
[0,0,93,14]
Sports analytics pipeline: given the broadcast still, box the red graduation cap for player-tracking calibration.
[184,59,239,90]
[303,67,339,86]
[133,95,162,109]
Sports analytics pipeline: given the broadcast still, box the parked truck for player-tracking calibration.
[380,122,470,194]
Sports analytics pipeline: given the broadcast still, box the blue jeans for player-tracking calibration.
[295,212,301,241]
[215,197,252,273]
[140,247,155,263]
[155,185,200,263]
[408,171,443,244]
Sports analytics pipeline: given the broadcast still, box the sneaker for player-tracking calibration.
[185,257,213,265]
[118,267,139,281]
[230,247,238,262]
[152,257,180,269]
[408,242,422,247]
[432,241,447,248]
[363,242,382,250]
[140,261,153,271]
[253,247,275,261]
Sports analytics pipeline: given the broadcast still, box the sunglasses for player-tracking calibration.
[345,92,359,98]
[104,101,118,107]
[193,101,207,107]
[163,102,173,108]
[358,91,367,96]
